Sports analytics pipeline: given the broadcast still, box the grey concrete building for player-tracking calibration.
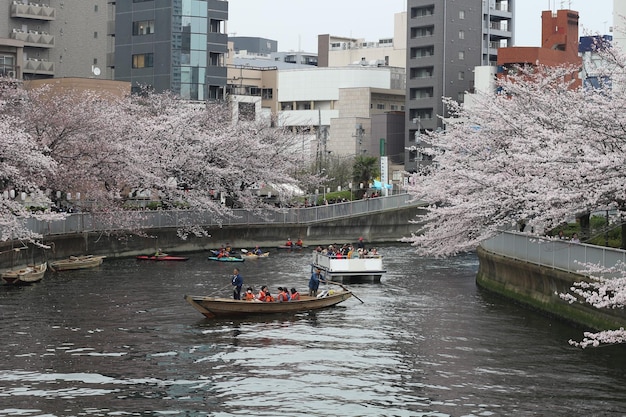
[405,0,514,172]
[114,0,228,100]
[0,1,111,80]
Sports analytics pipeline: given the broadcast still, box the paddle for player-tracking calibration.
[326,280,364,304]
[241,248,248,253]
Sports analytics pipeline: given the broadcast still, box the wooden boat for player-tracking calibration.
[184,289,352,319]
[207,256,244,262]
[49,255,106,271]
[1,262,47,285]
[136,255,189,261]
[311,252,386,284]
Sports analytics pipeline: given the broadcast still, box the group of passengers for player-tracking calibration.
[314,238,380,259]
[216,242,233,258]
[243,285,301,302]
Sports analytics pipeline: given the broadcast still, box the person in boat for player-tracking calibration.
[295,238,304,247]
[264,290,275,302]
[290,288,301,301]
[231,268,243,300]
[277,287,290,302]
[257,285,268,301]
[284,238,293,247]
[154,248,167,257]
[217,248,228,258]
[309,268,325,297]
[253,245,263,255]
[243,287,255,301]
[225,242,232,253]
[357,237,365,250]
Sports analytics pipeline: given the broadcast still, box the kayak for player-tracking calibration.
[136,255,189,261]
[208,256,245,262]
[277,245,308,250]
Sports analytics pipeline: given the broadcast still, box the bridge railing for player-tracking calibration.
[26,193,424,237]
[480,231,626,278]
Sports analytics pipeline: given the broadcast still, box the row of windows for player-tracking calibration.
[411,5,466,20]
[133,20,154,36]
[410,46,466,60]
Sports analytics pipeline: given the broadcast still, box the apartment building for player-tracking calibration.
[114,0,228,100]
[405,0,514,172]
[318,12,406,68]
[0,0,111,80]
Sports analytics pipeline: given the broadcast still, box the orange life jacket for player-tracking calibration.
[257,290,266,301]
[278,293,288,302]
[244,292,255,301]
[265,295,275,302]
[290,292,300,300]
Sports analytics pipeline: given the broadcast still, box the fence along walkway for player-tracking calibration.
[481,231,626,279]
[26,193,424,237]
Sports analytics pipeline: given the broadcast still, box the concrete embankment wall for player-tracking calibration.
[0,206,422,268]
[476,246,626,331]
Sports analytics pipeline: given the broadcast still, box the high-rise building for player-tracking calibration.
[114,0,228,100]
[405,0,514,172]
[0,1,112,80]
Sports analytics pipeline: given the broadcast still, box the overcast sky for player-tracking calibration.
[227,0,614,52]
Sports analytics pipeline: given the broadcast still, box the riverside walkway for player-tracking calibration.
[26,193,424,237]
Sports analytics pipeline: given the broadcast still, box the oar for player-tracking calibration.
[207,283,232,297]
[326,280,364,304]
[241,249,248,253]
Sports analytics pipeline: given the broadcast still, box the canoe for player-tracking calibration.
[207,256,245,262]
[1,262,47,285]
[184,289,352,319]
[242,252,270,259]
[49,255,106,271]
[277,245,308,250]
[136,255,189,261]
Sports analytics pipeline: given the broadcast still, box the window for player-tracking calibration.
[411,26,434,38]
[132,53,154,68]
[390,105,398,111]
[458,71,465,80]
[411,5,434,18]
[459,10,465,19]
[458,92,465,103]
[411,66,434,79]
[459,30,465,40]
[94,5,98,12]
[93,31,98,39]
[133,20,155,36]
[411,46,434,58]
[262,88,273,99]
[377,103,385,110]
[458,51,465,60]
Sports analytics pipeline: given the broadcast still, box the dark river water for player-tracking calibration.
[1,245,625,416]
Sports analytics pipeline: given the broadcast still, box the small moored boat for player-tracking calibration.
[49,255,106,271]
[1,262,47,285]
[184,289,352,319]
[136,255,189,261]
[207,256,244,262]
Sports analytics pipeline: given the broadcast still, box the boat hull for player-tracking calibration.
[136,255,189,261]
[207,256,244,262]
[184,291,352,319]
[1,262,47,285]
[49,255,106,271]
[242,252,270,259]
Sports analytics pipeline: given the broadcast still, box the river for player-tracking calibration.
[1,245,625,416]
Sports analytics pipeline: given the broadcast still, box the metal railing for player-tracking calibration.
[23,193,424,237]
[481,231,626,278]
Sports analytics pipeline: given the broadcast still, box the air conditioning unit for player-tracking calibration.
[6,71,16,78]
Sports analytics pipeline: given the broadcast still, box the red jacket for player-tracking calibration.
[290,292,300,300]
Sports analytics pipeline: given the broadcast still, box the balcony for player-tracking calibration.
[10,29,54,48]
[22,58,54,75]
[10,2,56,21]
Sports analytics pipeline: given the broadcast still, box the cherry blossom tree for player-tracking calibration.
[403,42,626,347]
[0,81,59,242]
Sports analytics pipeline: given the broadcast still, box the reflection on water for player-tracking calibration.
[0,246,625,416]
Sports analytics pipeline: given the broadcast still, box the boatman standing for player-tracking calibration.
[309,267,325,297]
[231,268,243,300]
